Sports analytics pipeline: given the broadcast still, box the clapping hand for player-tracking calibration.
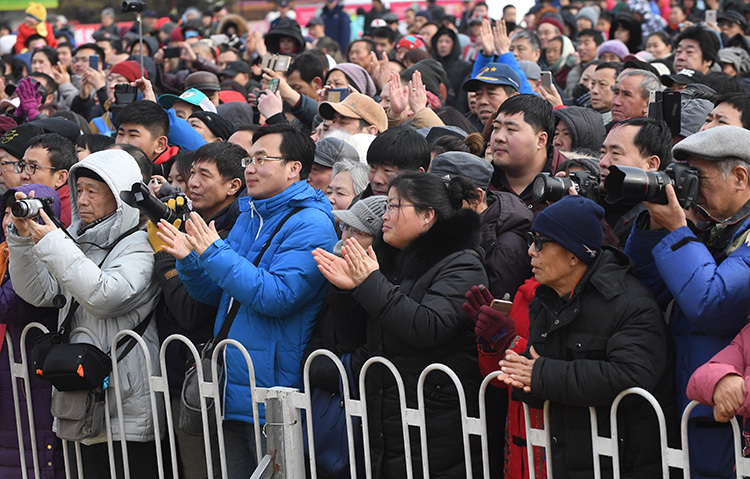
[497,347,540,393]
[312,238,379,290]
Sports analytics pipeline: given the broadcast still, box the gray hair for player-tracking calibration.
[617,69,664,100]
[332,159,370,196]
[716,158,750,184]
[512,30,541,52]
[101,8,115,18]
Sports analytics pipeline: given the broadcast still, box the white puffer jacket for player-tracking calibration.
[8,150,164,444]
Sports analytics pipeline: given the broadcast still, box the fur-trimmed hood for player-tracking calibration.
[375,208,482,281]
[218,14,250,38]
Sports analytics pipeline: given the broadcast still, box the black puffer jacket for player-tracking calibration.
[552,106,607,154]
[516,247,677,479]
[431,27,473,111]
[480,190,533,299]
[341,209,489,479]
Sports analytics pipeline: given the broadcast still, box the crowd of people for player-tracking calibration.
[2,0,750,477]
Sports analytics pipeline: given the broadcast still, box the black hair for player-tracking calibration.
[169,150,195,183]
[647,31,673,50]
[367,125,431,170]
[404,48,432,64]
[30,72,57,96]
[24,33,46,48]
[598,10,613,23]
[2,54,27,82]
[76,133,115,155]
[73,43,106,64]
[315,37,343,63]
[27,133,77,171]
[115,100,170,138]
[714,92,750,130]
[577,28,604,46]
[611,117,672,169]
[287,50,329,85]
[32,46,58,67]
[596,61,625,77]
[609,13,642,53]
[675,25,720,67]
[347,39,375,59]
[699,72,746,95]
[53,111,92,135]
[430,135,471,157]
[236,124,260,134]
[252,123,316,180]
[108,143,153,183]
[434,106,480,134]
[503,4,515,13]
[371,26,397,43]
[388,171,475,220]
[495,94,555,149]
[191,142,247,191]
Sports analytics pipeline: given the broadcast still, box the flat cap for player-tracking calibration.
[672,125,750,162]
[430,152,494,189]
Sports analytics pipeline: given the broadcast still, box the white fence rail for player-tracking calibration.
[6,324,750,478]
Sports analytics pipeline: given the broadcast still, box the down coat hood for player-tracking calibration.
[553,106,607,153]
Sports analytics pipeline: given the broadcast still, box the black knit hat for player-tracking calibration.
[0,124,46,160]
[532,196,604,265]
[189,111,235,141]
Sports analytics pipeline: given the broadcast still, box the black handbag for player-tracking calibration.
[178,206,303,436]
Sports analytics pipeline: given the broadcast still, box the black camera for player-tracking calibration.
[121,0,146,13]
[603,163,699,208]
[531,171,599,203]
[120,183,184,225]
[12,197,55,219]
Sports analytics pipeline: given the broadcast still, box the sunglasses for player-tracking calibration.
[526,232,557,251]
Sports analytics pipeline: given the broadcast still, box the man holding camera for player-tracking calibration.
[6,149,163,477]
[599,118,673,245]
[625,125,750,479]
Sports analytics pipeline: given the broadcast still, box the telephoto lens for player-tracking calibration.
[11,197,54,218]
[120,182,179,225]
[604,164,699,208]
[532,171,599,203]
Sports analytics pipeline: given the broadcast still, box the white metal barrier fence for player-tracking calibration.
[7,323,750,478]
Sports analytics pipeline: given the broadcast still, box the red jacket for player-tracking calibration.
[478,278,547,479]
[15,22,57,53]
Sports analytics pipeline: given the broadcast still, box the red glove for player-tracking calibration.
[475,305,516,352]
[462,284,494,320]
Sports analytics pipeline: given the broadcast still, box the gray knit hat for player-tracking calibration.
[672,125,750,161]
[332,195,387,236]
[314,137,360,167]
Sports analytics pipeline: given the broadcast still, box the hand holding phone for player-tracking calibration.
[541,71,553,91]
[89,54,100,70]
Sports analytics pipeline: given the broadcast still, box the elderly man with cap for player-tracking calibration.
[219,61,252,89]
[318,92,388,136]
[462,62,523,132]
[184,71,222,106]
[494,195,675,478]
[625,125,750,479]
[308,136,359,191]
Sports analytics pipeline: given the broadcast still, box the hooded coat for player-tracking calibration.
[343,209,489,479]
[431,27,473,110]
[264,18,307,54]
[176,180,337,424]
[552,106,607,153]
[7,150,164,445]
[514,248,677,479]
[0,184,65,479]
[218,14,250,38]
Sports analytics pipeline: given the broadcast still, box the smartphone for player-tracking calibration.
[268,78,279,93]
[89,54,99,70]
[541,71,553,90]
[489,299,513,315]
[164,46,181,58]
[705,9,717,24]
[327,88,350,103]
[647,90,663,121]
[274,54,291,72]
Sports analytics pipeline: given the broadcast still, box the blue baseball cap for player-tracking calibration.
[462,63,521,93]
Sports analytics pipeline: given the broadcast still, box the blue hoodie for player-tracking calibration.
[177,180,337,423]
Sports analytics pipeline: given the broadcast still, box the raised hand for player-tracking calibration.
[407,70,427,114]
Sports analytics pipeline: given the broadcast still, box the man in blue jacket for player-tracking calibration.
[158,123,338,478]
[625,125,750,479]
[320,0,351,52]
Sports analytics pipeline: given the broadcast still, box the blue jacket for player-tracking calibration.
[625,218,750,414]
[320,3,351,51]
[177,181,337,423]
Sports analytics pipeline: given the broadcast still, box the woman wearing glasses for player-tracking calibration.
[312,172,488,478]
[477,195,676,478]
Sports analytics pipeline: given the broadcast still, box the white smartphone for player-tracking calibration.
[705,10,717,24]
[541,71,553,90]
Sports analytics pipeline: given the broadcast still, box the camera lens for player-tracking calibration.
[11,198,42,218]
[531,173,574,203]
[603,166,671,205]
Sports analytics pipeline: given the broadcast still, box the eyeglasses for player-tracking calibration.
[338,223,367,236]
[386,202,418,213]
[526,232,557,252]
[241,155,286,167]
[9,161,57,175]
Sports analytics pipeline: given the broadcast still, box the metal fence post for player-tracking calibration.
[263,387,305,478]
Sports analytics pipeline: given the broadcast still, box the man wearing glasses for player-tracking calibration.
[497,195,675,478]
[158,123,337,477]
[0,123,46,192]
